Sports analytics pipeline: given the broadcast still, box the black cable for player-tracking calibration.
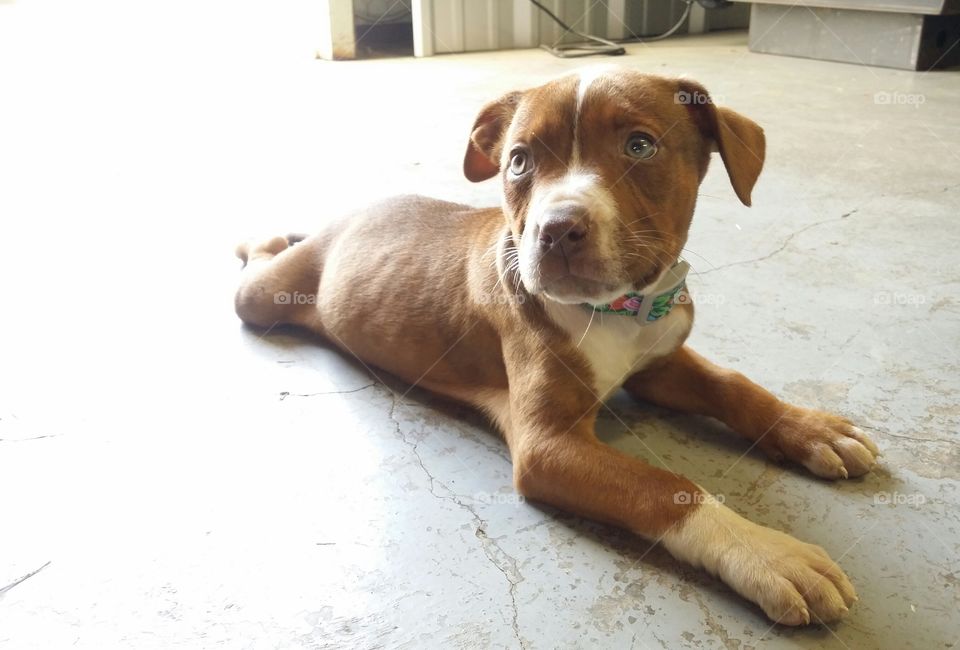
[354,0,411,26]
[623,0,694,43]
[529,0,694,58]
[528,0,624,58]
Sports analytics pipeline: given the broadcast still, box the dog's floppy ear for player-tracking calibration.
[678,80,765,206]
[463,90,524,183]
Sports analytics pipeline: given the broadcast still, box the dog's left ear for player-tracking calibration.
[679,80,765,206]
[464,90,524,183]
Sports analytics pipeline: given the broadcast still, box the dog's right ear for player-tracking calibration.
[463,91,524,183]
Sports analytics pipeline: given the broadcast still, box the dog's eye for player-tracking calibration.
[625,133,657,160]
[509,150,529,176]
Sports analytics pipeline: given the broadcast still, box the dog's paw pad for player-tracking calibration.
[768,410,879,480]
[731,530,856,625]
[665,502,858,626]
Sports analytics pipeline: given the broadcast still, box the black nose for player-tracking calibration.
[538,203,589,248]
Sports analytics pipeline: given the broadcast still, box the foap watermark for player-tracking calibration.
[874,491,926,507]
[874,291,927,307]
[474,491,526,506]
[274,290,318,305]
[874,91,925,107]
[682,290,726,306]
[674,89,722,106]
[673,491,725,506]
[474,291,526,306]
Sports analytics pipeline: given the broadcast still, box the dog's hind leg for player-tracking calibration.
[234,233,325,331]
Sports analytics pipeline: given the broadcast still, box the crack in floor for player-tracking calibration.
[279,383,377,399]
[0,561,52,596]
[861,425,957,446]
[386,390,527,649]
[700,208,859,275]
[0,434,60,443]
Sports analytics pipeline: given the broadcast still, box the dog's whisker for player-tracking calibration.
[621,234,666,243]
[621,233,662,242]
[622,249,664,268]
[619,212,663,227]
[622,227,665,235]
[576,304,596,348]
[680,247,719,273]
[697,192,735,201]
[513,269,524,298]
[491,241,522,295]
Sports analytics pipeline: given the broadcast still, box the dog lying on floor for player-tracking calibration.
[234,67,879,625]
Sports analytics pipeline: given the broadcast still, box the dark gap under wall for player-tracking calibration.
[355,22,414,59]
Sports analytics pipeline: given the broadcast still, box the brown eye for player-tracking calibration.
[509,150,529,176]
[625,133,657,160]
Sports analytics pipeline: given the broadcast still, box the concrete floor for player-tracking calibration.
[1,2,958,649]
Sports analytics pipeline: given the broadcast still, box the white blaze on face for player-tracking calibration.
[572,64,617,166]
[518,67,622,301]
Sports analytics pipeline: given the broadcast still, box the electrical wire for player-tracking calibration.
[528,0,625,58]
[354,1,411,26]
[530,0,694,58]
[628,0,694,42]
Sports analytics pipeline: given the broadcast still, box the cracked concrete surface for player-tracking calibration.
[699,209,860,275]
[1,1,958,648]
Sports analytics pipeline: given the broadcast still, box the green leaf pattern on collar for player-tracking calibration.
[588,282,688,322]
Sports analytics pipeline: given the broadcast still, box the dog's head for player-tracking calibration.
[464,67,765,304]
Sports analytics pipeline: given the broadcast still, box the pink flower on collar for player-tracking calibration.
[610,295,642,312]
[622,296,643,312]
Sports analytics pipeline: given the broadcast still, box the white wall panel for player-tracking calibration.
[412,0,435,56]
[463,0,498,51]
[511,0,539,48]
[432,0,466,53]
[606,0,628,39]
[411,0,747,56]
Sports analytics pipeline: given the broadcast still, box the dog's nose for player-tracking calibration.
[538,203,589,249]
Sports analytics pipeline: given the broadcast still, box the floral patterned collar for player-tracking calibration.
[585,260,690,325]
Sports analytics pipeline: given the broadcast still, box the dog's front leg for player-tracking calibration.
[502,351,856,625]
[623,346,879,479]
[505,397,858,625]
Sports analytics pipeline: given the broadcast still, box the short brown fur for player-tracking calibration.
[234,69,878,626]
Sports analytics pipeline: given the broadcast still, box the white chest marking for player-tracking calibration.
[544,303,693,402]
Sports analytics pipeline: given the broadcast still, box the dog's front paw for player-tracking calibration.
[664,498,857,625]
[759,407,879,479]
[719,519,856,625]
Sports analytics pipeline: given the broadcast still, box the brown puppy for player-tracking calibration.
[234,67,879,626]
